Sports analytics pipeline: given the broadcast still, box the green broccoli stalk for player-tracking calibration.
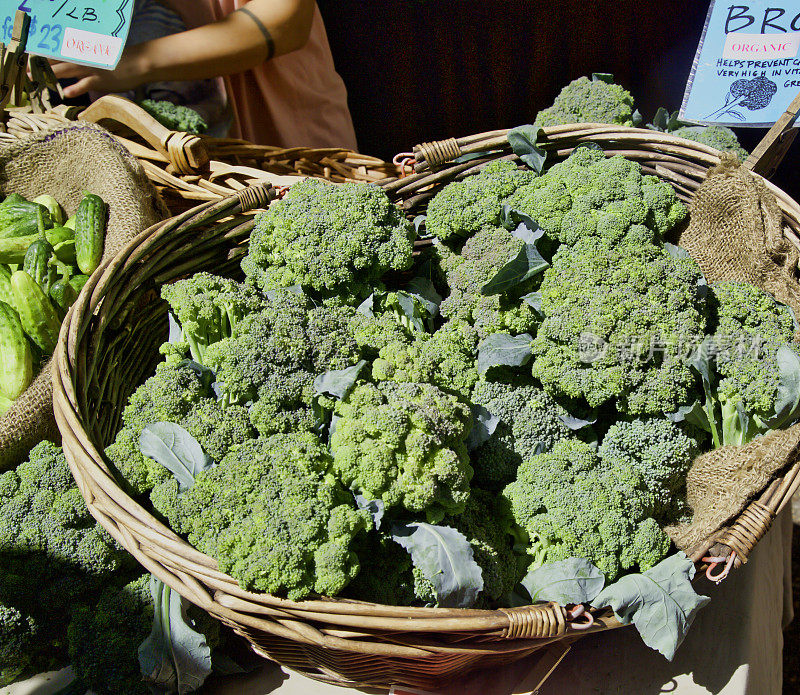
[242,179,415,299]
[534,75,638,128]
[139,99,207,134]
[330,381,474,522]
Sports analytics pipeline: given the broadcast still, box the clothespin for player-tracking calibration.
[28,56,62,112]
[744,89,800,180]
[0,10,31,111]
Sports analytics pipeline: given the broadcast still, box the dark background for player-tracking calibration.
[317,0,798,198]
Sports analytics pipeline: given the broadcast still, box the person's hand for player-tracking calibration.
[50,46,147,98]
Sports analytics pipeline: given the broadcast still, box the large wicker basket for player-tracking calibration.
[0,96,399,215]
[53,125,800,691]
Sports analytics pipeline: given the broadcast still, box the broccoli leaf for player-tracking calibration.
[480,243,549,296]
[558,411,597,431]
[405,276,442,317]
[314,360,368,400]
[501,206,547,246]
[139,423,214,491]
[521,291,544,317]
[507,126,548,174]
[765,344,800,429]
[413,215,427,236]
[354,494,385,530]
[357,293,375,317]
[592,552,710,660]
[521,558,605,605]
[477,333,533,375]
[591,73,614,83]
[465,403,501,450]
[390,522,484,608]
[264,285,304,301]
[138,577,213,694]
[168,313,182,345]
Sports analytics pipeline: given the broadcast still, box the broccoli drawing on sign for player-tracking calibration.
[706,76,778,121]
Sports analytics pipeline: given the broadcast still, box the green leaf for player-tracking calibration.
[521,291,543,317]
[592,552,710,660]
[390,522,484,608]
[354,494,385,530]
[477,333,533,375]
[501,206,547,245]
[521,558,605,604]
[631,109,643,127]
[558,411,597,431]
[591,73,614,83]
[413,215,426,236]
[766,344,800,429]
[139,423,214,491]
[507,125,548,174]
[405,276,442,317]
[357,293,375,317]
[264,285,304,301]
[481,243,548,296]
[663,242,691,259]
[465,403,500,450]
[138,577,213,694]
[314,360,367,400]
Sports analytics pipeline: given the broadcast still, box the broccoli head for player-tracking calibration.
[0,442,135,685]
[161,273,265,364]
[139,99,207,134]
[371,319,480,398]
[534,75,636,128]
[598,418,699,522]
[672,125,749,162]
[470,380,573,489]
[205,289,362,436]
[531,239,707,416]
[425,160,537,242]
[503,439,671,581]
[436,225,542,339]
[151,433,372,599]
[330,382,473,522]
[507,147,687,245]
[242,179,415,297]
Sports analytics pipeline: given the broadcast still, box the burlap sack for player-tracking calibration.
[666,153,800,553]
[0,122,167,469]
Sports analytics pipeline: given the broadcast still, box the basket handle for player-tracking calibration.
[743,89,800,180]
[78,94,209,175]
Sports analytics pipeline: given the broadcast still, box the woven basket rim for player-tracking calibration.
[51,124,800,681]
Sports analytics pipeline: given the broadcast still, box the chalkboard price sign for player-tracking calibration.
[681,1,800,126]
[0,0,134,68]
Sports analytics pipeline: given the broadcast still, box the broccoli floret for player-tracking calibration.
[507,147,687,245]
[425,160,538,242]
[0,443,135,684]
[242,179,415,297]
[534,75,636,128]
[531,239,707,416]
[68,574,152,695]
[151,433,372,599]
[106,360,256,496]
[435,226,541,339]
[672,125,749,162]
[690,282,800,446]
[598,418,699,522]
[139,99,207,134]
[470,380,573,489]
[205,290,362,436]
[345,534,420,606]
[503,439,671,581]
[372,319,480,398]
[349,308,413,358]
[161,273,265,364]
[330,382,473,522]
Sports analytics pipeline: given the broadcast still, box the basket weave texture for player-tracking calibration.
[0,98,400,216]
[53,125,800,691]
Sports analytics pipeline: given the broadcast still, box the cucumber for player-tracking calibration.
[0,227,75,265]
[0,394,13,417]
[52,239,76,265]
[0,299,33,400]
[33,195,64,226]
[49,277,78,313]
[10,271,61,354]
[74,193,107,275]
[0,195,52,239]
[23,239,54,291]
[0,265,14,309]
[68,274,89,296]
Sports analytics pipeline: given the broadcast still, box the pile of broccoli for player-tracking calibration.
[100,116,798,617]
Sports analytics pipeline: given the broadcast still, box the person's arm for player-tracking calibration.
[51,0,316,98]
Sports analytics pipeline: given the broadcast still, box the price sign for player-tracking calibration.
[680,1,800,126]
[0,0,134,68]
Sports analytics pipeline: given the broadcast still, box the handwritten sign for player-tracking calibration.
[0,0,133,68]
[680,1,800,126]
